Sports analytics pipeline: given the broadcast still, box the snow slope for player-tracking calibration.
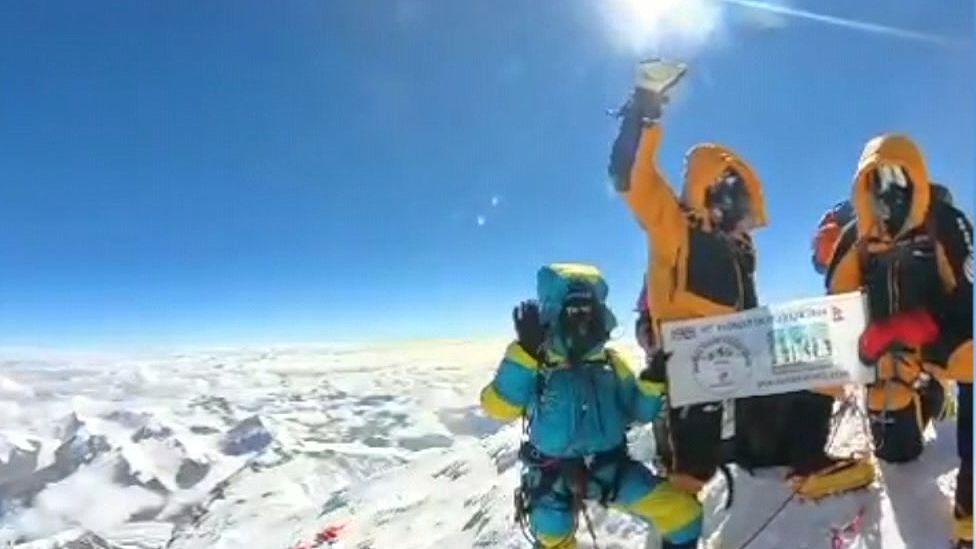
[0,341,960,548]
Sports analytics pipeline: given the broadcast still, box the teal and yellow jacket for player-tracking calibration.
[480,342,664,458]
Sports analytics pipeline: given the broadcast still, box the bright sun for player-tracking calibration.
[600,0,722,55]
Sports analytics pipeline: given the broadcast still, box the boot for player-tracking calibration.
[789,455,875,500]
[954,514,973,548]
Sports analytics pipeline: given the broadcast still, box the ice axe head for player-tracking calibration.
[634,59,688,102]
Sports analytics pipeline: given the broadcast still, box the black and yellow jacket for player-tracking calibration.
[827,134,973,390]
[610,120,768,342]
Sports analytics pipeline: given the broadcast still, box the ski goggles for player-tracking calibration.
[708,171,750,205]
[707,170,755,229]
[563,303,594,316]
[874,164,910,191]
[559,294,599,329]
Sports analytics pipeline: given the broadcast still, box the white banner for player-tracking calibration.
[662,292,876,407]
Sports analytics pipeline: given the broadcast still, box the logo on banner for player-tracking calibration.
[832,307,844,322]
[691,337,752,396]
[769,323,834,373]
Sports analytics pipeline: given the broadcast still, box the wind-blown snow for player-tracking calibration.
[0,340,961,548]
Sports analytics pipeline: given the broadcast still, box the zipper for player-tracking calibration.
[888,257,899,316]
[732,251,744,310]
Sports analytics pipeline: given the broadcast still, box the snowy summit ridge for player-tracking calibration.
[0,341,960,548]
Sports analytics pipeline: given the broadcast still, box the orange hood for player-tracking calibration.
[681,143,769,231]
[852,134,931,239]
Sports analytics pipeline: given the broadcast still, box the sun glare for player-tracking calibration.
[600,0,722,56]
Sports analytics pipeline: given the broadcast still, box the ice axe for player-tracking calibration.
[607,59,688,118]
[635,58,688,102]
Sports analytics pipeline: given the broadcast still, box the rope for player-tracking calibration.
[514,462,607,549]
[719,463,736,510]
[515,496,584,549]
[514,470,584,549]
[849,394,879,454]
[733,488,799,549]
[580,503,601,549]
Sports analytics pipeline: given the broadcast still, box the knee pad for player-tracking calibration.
[669,404,723,487]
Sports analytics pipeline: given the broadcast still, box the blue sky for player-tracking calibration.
[1,1,973,348]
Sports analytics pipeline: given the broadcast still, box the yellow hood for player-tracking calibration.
[852,134,931,238]
[681,143,769,231]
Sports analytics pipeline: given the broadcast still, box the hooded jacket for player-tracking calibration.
[827,134,973,384]
[610,121,768,342]
[479,264,664,457]
[535,263,617,363]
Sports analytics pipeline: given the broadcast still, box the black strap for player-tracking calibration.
[519,443,629,507]
[719,463,735,510]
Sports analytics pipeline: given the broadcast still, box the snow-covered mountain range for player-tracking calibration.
[0,341,960,548]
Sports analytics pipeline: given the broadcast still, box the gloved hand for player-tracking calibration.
[627,88,664,124]
[639,350,672,384]
[609,61,681,194]
[513,300,545,361]
[857,328,884,366]
[858,310,940,364]
[609,88,663,194]
[635,309,655,354]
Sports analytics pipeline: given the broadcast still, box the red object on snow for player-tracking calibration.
[315,524,346,544]
[830,507,866,549]
[288,523,347,549]
[859,310,940,362]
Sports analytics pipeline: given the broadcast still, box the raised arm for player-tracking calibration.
[608,90,686,256]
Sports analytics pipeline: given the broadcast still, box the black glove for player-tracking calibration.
[639,350,671,384]
[609,89,664,193]
[635,311,655,354]
[513,300,545,361]
[630,87,664,122]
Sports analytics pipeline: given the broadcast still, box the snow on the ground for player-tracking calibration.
[0,340,961,549]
